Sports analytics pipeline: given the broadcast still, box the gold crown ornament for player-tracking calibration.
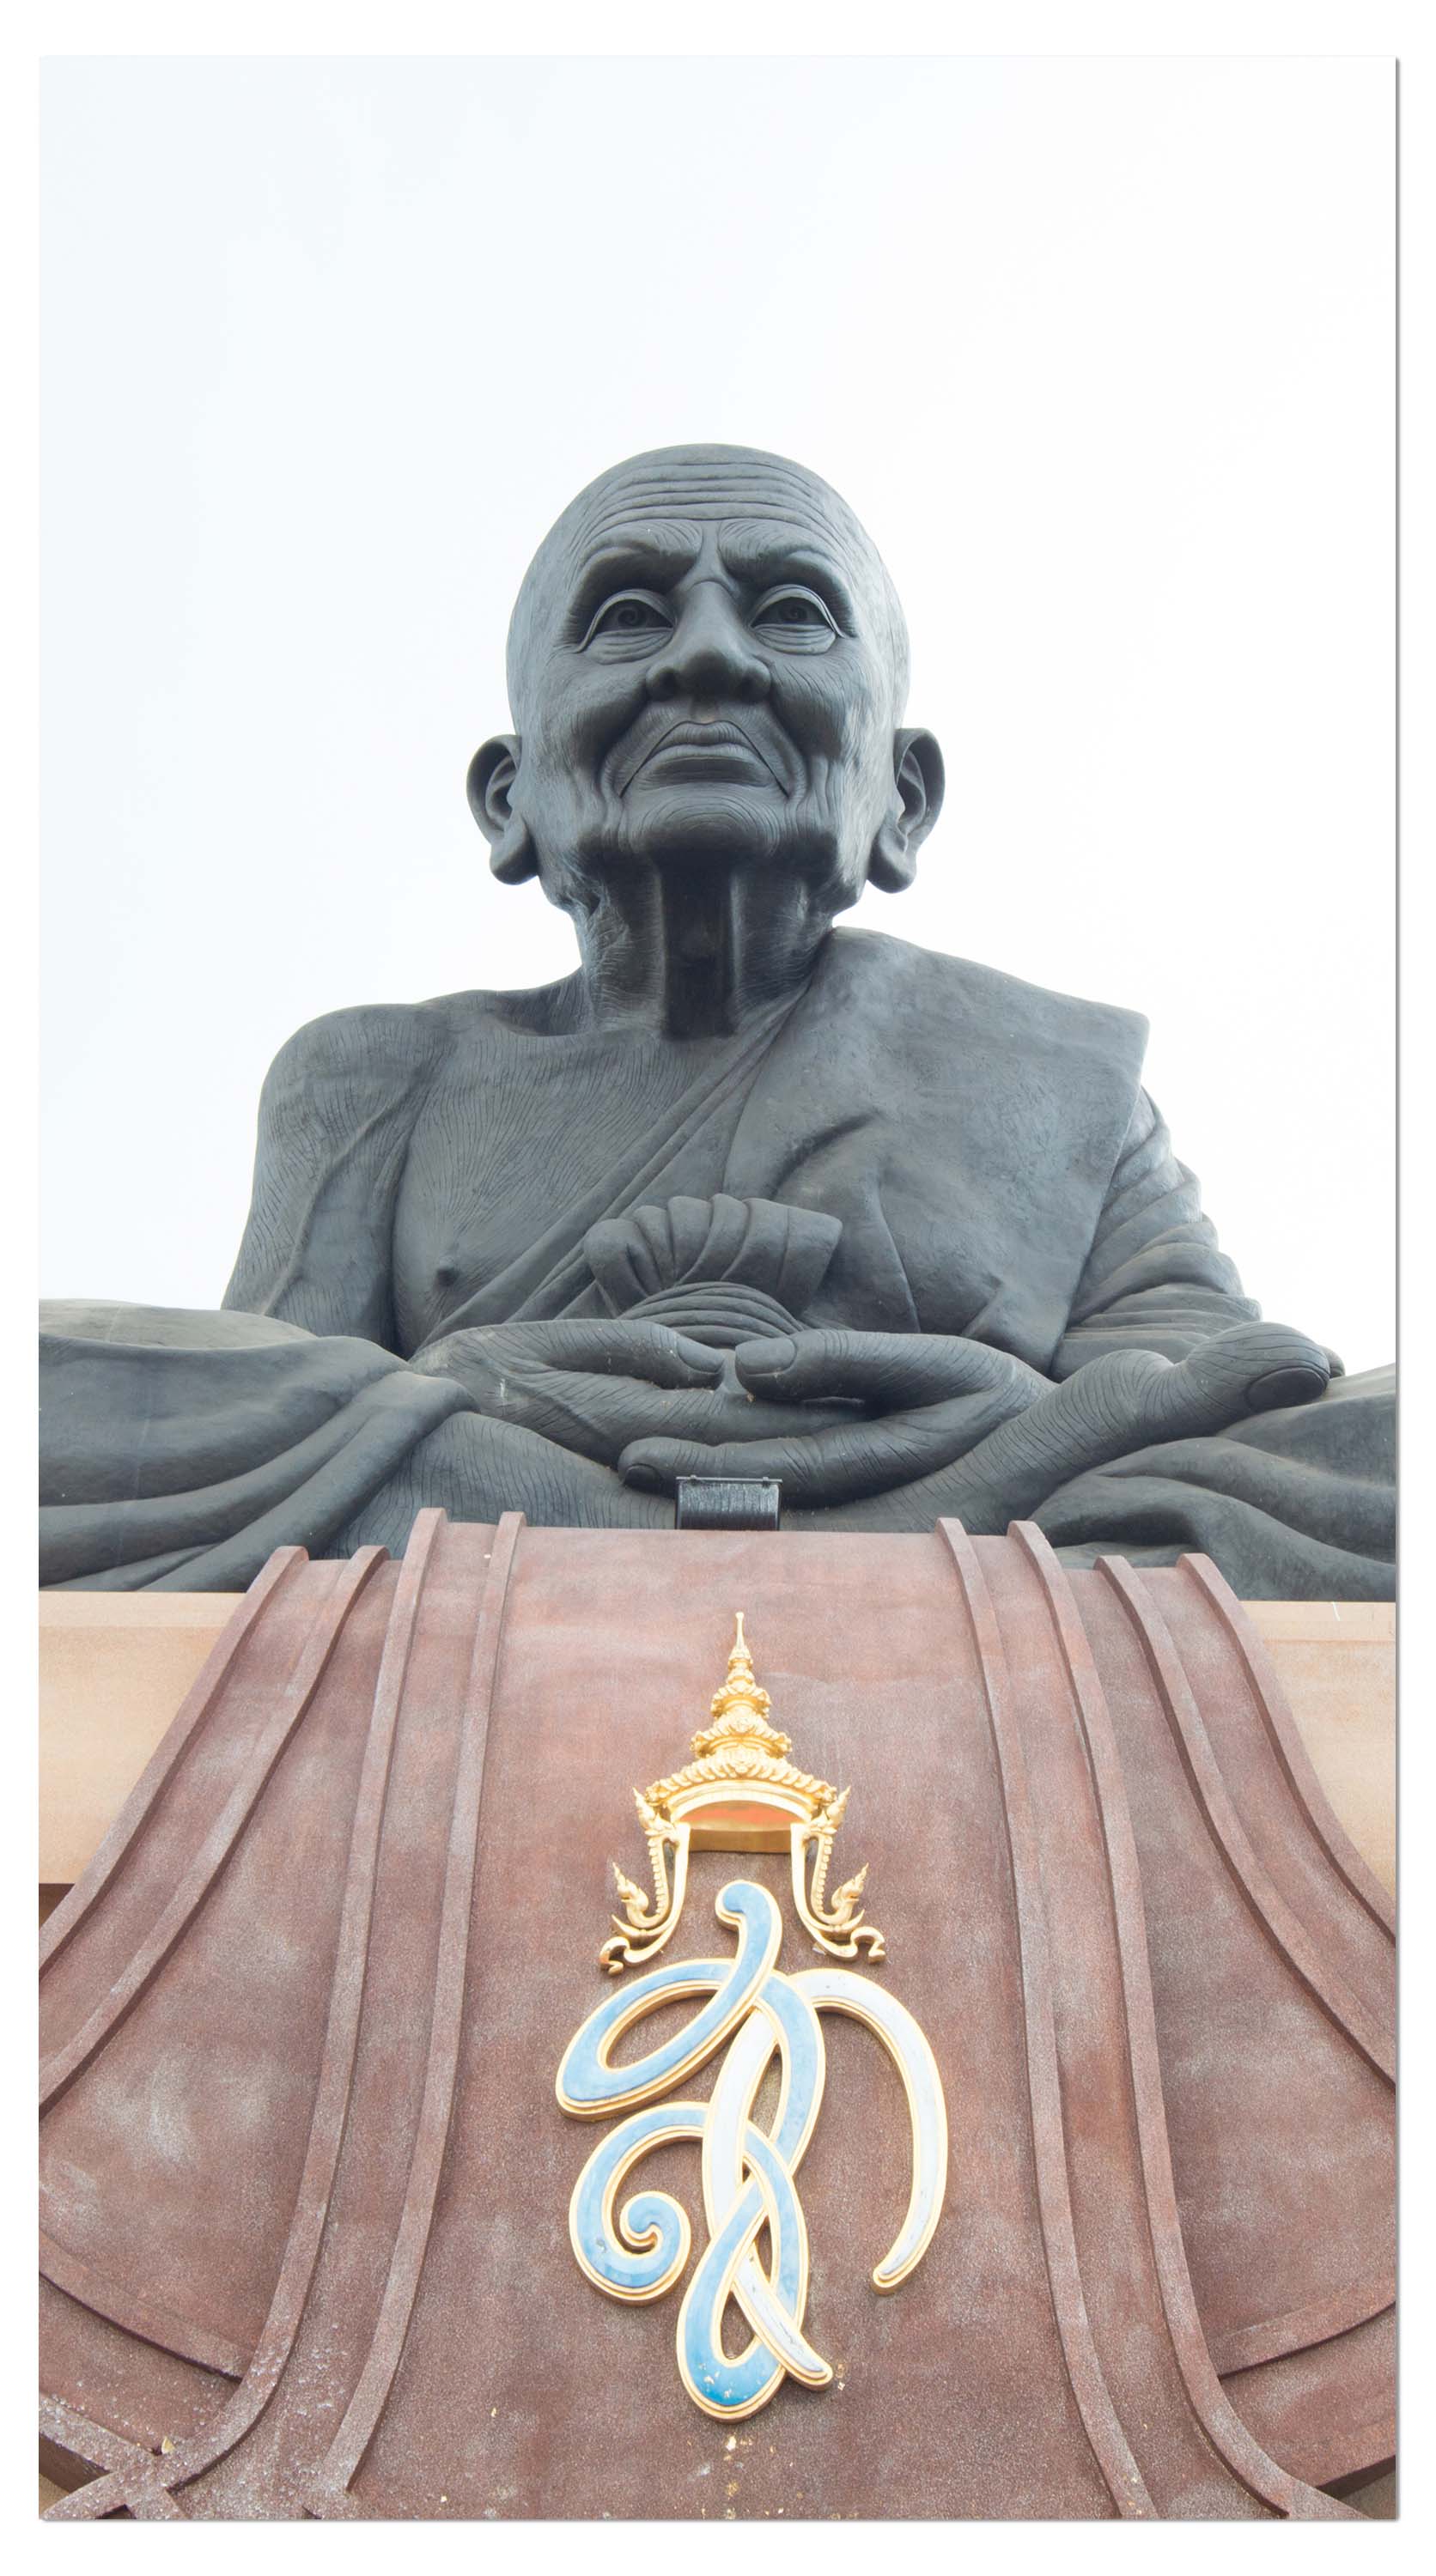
[563,1613,945,2425]
[599,1613,885,1972]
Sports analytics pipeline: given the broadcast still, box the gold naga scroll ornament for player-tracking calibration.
[555,1615,948,2421]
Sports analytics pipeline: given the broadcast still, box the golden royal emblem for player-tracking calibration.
[556,1616,947,2421]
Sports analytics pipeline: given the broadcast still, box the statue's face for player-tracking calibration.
[472,448,940,914]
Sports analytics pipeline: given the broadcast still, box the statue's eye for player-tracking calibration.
[584,593,672,644]
[751,588,838,646]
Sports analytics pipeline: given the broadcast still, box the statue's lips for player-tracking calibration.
[622,721,787,791]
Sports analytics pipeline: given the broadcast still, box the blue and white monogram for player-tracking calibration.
[555,1619,947,2422]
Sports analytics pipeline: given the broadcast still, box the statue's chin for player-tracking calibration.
[569,793,852,893]
[622,785,790,857]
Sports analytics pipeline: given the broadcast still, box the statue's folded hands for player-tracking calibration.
[406,1315,855,1465]
[617,1321,1335,1518]
[617,1327,1044,1500]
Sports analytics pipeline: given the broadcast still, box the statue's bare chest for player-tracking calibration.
[390,1029,734,1350]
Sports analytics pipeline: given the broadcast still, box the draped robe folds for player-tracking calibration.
[39,929,1394,1595]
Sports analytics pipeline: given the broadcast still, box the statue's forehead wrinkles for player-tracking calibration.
[560,519,704,586]
[569,489,867,562]
[715,522,864,623]
[577,463,853,526]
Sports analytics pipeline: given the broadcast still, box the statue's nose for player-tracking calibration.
[645,589,770,704]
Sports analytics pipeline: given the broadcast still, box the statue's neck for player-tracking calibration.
[565,866,833,1038]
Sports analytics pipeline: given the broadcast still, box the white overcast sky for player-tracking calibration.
[40,53,1395,1368]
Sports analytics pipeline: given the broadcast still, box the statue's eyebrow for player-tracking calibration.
[561,529,703,637]
[716,525,859,630]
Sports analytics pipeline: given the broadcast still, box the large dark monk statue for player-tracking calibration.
[40,447,1394,1593]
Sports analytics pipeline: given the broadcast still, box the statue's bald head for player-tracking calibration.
[506,443,910,727]
[472,440,941,912]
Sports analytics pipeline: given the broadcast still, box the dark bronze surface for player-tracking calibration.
[40,446,1393,1597]
[40,1514,1391,2519]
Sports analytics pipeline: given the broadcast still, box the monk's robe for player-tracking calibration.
[40,929,1394,1595]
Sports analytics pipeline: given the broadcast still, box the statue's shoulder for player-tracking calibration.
[254,999,444,1126]
[265,996,443,1074]
[825,928,1149,1076]
[263,982,561,1096]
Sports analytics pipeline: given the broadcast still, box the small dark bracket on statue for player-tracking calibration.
[674,1476,782,1532]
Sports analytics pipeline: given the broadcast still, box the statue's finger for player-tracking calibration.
[542,1376,834,1449]
[619,1431,894,1503]
[618,1397,1012,1505]
[1158,1324,1332,1426]
[1245,1362,1332,1413]
[513,1377,722,1458]
[535,1321,724,1388]
[733,1327,1042,1412]
[618,1438,745,1497]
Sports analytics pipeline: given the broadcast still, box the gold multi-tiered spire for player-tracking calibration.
[694,1610,787,1749]
[599,1614,885,1973]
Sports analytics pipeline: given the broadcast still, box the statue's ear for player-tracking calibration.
[466,735,538,885]
[867,729,945,893]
